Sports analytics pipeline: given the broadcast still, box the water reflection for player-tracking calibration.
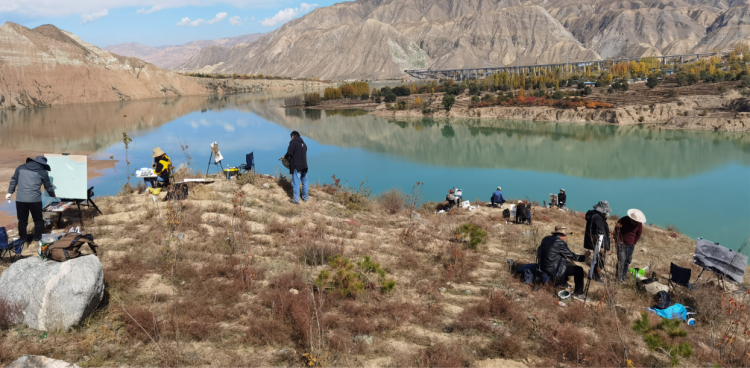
[268,112,750,180]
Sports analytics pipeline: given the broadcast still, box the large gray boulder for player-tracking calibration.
[0,256,104,331]
[8,355,80,368]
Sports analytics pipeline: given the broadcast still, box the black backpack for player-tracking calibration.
[502,209,510,218]
[652,291,673,310]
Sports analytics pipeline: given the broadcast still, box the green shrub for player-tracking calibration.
[456,223,488,249]
[315,255,396,297]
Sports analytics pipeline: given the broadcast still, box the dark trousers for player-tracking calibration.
[592,252,606,280]
[617,244,635,281]
[559,264,585,294]
[16,201,44,241]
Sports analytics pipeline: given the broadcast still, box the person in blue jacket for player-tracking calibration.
[490,186,505,207]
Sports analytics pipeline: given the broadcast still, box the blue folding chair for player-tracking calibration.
[0,227,23,264]
[239,152,255,174]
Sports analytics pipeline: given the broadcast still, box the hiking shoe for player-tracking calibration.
[289,200,300,205]
[573,293,590,302]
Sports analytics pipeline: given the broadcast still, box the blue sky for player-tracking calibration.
[0,0,344,47]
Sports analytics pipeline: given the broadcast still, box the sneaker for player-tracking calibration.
[289,200,300,205]
[573,293,590,302]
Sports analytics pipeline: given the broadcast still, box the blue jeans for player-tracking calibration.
[292,169,308,203]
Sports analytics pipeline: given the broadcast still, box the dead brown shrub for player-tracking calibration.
[266,218,287,234]
[452,292,528,334]
[378,188,404,214]
[558,302,589,324]
[122,306,161,343]
[259,272,311,348]
[245,317,293,346]
[544,325,586,362]
[408,342,470,367]
[480,335,523,359]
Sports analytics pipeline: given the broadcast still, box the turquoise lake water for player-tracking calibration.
[1,93,748,249]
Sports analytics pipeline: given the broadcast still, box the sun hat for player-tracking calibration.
[593,200,611,214]
[152,147,166,158]
[552,226,570,236]
[497,186,502,190]
[26,156,51,171]
[627,209,647,223]
[560,189,565,192]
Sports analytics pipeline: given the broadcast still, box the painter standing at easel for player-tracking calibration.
[285,131,308,204]
[6,156,56,243]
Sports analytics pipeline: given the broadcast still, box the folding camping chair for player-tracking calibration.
[668,262,695,291]
[239,152,255,174]
[0,228,23,265]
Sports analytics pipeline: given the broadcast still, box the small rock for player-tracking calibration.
[410,211,421,220]
[438,287,446,293]
[9,355,80,368]
[446,282,451,285]
[464,290,472,295]
[289,289,299,295]
[262,183,270,189]
[640,249,646,253]
[442,326,454,333]
[177,233,184,240]
[643,280,669,295]
[615,304,627,315]
[354,334,373,345]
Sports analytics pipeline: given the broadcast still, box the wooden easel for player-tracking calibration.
[206,142,224,176]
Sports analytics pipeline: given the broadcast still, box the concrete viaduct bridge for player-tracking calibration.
[404,52,722,81]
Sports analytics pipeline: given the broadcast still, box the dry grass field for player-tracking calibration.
[0,171,747,367]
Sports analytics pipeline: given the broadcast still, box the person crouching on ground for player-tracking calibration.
[615,209,646,282]
[152,147,172,188]
[285,131,308,204]
[558,189,566,208]
[6,156,56,243]
[490,186,505,208]
[538,226,591,301]
[446,189,460,209]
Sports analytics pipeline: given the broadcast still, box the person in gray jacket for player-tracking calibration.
[6,156,56,242]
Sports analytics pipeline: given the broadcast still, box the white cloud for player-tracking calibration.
[207,12,227,24]
[136,5,163,14]
[0,1,283,18]
[229,15,247,26]
[80,9,108,24]
[261,2,316,27]
[176,16,204,26]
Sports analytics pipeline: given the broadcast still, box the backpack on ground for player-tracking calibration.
[652,291,673,310]
[43,233,98,262]
[502,209,510,218]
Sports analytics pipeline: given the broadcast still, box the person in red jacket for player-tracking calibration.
[615,209,646,282]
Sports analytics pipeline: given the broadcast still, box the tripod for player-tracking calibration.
[206,151,224,176]
[582,234,604,304]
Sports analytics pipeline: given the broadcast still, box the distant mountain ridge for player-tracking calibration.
[104,33,263,69]
[175,0,750,80]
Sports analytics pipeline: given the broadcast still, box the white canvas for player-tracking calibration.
[45,154,87,200]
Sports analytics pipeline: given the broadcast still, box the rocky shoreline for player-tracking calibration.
[371,92,750,132]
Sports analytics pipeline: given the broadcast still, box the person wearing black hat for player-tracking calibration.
[538,226,591,300]
[6,156,56,242]
[584,200,612,282]
[284,131,308,204]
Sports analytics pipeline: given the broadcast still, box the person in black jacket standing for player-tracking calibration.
[538,226,591,299]
[557,189,566,208]
[285,131,308,204]
[584,200,611,282]
[6,156,56,242]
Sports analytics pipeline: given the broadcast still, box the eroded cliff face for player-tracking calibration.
[372,93,750,132]
[0,23,327,109]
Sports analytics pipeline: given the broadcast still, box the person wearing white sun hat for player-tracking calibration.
[614,209,647,282]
